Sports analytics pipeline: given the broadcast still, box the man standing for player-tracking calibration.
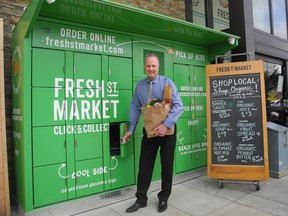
[123,54,183,213]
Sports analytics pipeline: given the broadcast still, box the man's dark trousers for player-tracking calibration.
[135,127,176,205]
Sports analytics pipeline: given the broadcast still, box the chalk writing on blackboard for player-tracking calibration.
[209,74,264,165]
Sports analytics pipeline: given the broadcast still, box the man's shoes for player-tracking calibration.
[125,202,147,213]
[158,201,167,213]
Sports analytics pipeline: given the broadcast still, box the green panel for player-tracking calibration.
[73,93,103,124]
[180,95,192,118]
[195,95,207,117]
[173,64,190,89]
[73,53,103,124]
[193,66,206,92]
[75,158,104,197]
[74,53,101,81]
[32,87,65,126]
[109,57,132,89]
[74,126,103,161]
[194,116,207,168]
[110,154,135,189]
[120,122,133,158]
[176,118,192,146]
[109,90,132,122]
[33,126,66,166]
[195,116,207,143]
[34,164,68,207]
[32,48,65,87]
[175,144,194,173]
[174,64,194,118]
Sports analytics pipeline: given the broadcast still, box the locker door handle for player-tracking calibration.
[120,137,125,144]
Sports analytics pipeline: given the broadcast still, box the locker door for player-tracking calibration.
[74,128,103,161]
[194,66,206,92]
[108,56,132,122]
[120,122,133,158]
[175,144,194,173]
[195,116,207,167]
[174,64,192,118]
[73,53,102,125]
[32,48,65,87]
[195,95,206,117]
[176,118,192,146]
[110,154,135,189]
[34,164,68,207]
[32,87,65,126]
[109,57,132,89]
[175,118,194,173]
[174,64,190,89]
[109,89,132,122]
[33,126,66,166]
[74,53,101,81]
[75,158,104,197]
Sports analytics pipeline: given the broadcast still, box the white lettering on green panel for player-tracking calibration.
[33,21,132,57]
[54,78,119,121]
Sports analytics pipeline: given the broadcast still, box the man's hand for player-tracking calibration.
[153,124,168,137]
[123,131,132,143]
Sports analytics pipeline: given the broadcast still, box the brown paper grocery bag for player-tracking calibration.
[141,104,174,138]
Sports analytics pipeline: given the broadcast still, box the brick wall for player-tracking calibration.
[0,0,30,192]
[0,0,185,192]
[111,0,185,20]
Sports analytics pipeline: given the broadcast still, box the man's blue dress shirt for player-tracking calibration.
[128,75,184,132]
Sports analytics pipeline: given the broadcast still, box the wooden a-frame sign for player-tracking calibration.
[206,60,269,181]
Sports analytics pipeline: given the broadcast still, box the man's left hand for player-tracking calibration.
[153,124,168,137]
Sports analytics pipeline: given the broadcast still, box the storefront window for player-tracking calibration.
[192,0,206,26]
[212,0,229,30]
[271,0,287,39]
[264,62,283,106]
[252,0,271,33]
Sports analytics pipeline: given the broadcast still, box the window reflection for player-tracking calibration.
[271,0,287,39]
[252,0,271,33]
[192,0,205,26]
[264,62,283,106]
[213,0,229,30]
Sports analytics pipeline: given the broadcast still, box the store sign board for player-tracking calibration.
[206,60,269,181]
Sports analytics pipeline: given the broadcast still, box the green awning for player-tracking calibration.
[16,0,239,60]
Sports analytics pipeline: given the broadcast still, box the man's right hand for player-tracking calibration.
[123,131,132,143]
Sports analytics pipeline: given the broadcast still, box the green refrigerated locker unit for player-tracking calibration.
[12,0,239,213]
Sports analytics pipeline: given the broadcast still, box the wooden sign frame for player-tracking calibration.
[206,60,269,181]
[0,18,11,216]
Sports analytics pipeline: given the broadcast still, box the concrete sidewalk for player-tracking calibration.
[12,169,288,216]
[74,170,288,216]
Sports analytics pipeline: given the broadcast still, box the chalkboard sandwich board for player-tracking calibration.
[206,60,269,182]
